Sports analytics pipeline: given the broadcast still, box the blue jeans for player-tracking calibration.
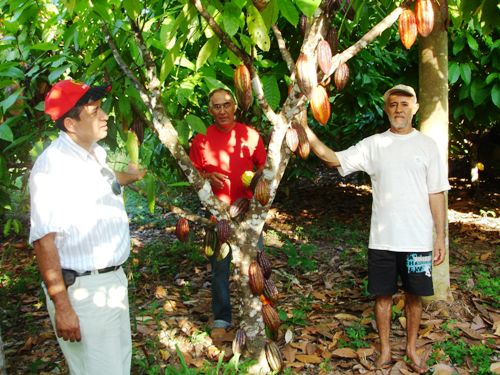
[210,234,264,328]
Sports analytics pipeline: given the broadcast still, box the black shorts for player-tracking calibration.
[368,249,434,296]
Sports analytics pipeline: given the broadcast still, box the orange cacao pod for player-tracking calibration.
[216,219,231,244]
[296,53,317,99]
[175,218,189,242]
[317,40,333,75]
[293,121,310,160]
[286,126,299,152]
[230,197,250,219]
[264,278,279,303]
[262,304,280,332]
[415,0,434,37]
[257,251,272,279]
[310,85,330,126]
[265,342,283,372]
[334,62,349,91]
[234,64,253,112]
[398,9,417,49]
[248,261,265,295]
[232,328,247,355]
[254,178,270,206]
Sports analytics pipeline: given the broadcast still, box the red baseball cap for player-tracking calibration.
[44,80,111,121]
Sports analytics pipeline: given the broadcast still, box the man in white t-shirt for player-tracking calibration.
[304,84,449,373]
[29,80,144,374]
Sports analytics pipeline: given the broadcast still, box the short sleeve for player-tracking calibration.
[336,138,371,176]
[426,141,450,194]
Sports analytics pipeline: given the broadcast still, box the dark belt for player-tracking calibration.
[63,265,121,277]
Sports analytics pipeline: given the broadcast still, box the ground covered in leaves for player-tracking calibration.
[1,171,499,374]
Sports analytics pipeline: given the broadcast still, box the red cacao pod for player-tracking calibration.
[310,85,330,126]
[286,126,299,152]
[262,304,280,332]
[265,342,283,372]
[334,62,349,91]
[317,40,333,75]
[249,169,263,192]
[230,198,250,219]
[216,219,231,244]
[234,64,253,112]
[254,178,270,206]
[264,278,279,303]
[248,261,265,295]
[398,9,417,49]
[175,218,189,242]
[257,251,272,279]
[296,53,317,99]
[415,0,434,37]
[232,328,247,355]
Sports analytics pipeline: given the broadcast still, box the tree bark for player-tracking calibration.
[418,0,453,303]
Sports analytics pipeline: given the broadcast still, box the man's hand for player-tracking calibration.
[204,172,228,190]
[54,300,81,342]
[115,162,147,186]
[433,236,446,265]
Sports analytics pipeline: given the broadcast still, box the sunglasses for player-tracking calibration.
[100,168,121,195]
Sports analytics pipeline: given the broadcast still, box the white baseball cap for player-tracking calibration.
[383,84,417,103]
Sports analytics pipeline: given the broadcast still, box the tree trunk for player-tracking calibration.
[0,326,6,375]
[418,0,453,303]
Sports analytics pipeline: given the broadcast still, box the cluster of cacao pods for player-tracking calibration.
[201,218,232,260]
[398,0,435,49]
[234,64,253,112]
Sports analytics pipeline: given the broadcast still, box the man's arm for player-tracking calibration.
[115,162,147,186]
[33,233,81,342]
[429,192,446,265]
[303,123,341,168]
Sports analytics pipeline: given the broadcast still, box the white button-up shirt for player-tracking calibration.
[29,132,130,273]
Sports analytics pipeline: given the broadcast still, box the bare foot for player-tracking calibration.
[406,351,428,374]
[375,350,393,369]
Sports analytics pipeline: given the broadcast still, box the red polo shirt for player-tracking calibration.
[189,122,267,204]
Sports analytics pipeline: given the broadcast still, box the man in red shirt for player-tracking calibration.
[189,88,266,332]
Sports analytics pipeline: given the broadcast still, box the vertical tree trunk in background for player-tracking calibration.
[419,0,453,303]
[0,326,6,375]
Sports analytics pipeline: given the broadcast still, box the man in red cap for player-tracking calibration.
[29,79,144,374]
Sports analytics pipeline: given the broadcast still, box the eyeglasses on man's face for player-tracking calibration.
[210,101,234,112]
[100,168,121,195]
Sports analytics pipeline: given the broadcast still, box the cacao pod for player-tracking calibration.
[216,219,231,244]
[253,0,270,11]
[415,0,434,37]
[262,304,280,332]
[203,229,218,257]
[317,40,333,75]
[234,64,253,112]
[257,251,272,279]
[265,341,283,373]
[217,242,231,261]
[326,26,339,54]
[295,53,317,99]
[334,62,349,91]
[230,198,250,219]
[293,123,310,160]
[248,261,265,295]
[264,278,279,303]
[286,126,299,152]
[249,169,263,192]
[232,328,247,355]
[241,170,255,188]
[398,9,417,49]
[310,85,330,126]
[299,15,307,36]
[254,178,270,206]
[175,218,189,242]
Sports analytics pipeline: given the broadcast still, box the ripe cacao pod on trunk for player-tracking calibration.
[310,85,330,126]
[296,53,317,99]
[286,126,299,152]
[232,328,247,355]
[262,304,280,332]
[248,261,264,295]
[234,64,253,112]
[175,218,189,242]
[265,341,283,373]
[293,122,310,160]
[257,251,272,279]
[203,229,218,257]
[415,0,434,37]
[217,242,231,261]
[230,198,250,219]
[216,219,231,244]
[254,178,270,206]
[334,62,350,91]
[264,278,279,303]
[398,9,417,49]
[249,169,263,192]
[317,40,333,75]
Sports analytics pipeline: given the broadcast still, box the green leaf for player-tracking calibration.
[295,0,321,17]
[452,37,466,55]
[48,66,69,83]
[247,4,271,51]
[0,124,14,142]
[186,114,207,135]
[470,80,489,106]
[0,67,24,79]
[145,174,156,214]
[196,37,220,71]
[261,75,280,110]
[175,119,189,146]
[123,0,141,20]
[459,63,472,85]
[491,83,500,109]
[0,90,21,113]
[261,0,279,28]
[466,33,479,51]
[30,42,56,51]
[223,3,242,36]
[449,62,460,84]
[279,0,299,26]
[485,72,499,85]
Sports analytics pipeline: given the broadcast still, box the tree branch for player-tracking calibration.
[272,25,295,74]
